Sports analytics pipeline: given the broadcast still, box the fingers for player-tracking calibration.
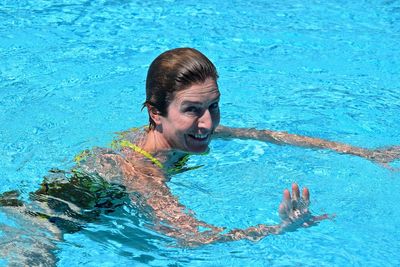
[283,189,291,201]
[292,183,300,201]
[369,146,400,164]
[279,183,310,221]
[279,189,292,220]
[278,184,333,231]
[283,184,309,202]
[379,162,400,172]
[291,183,300,210]
[283,188,292,211]
[302,187,309,202]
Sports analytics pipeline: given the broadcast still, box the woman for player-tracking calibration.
[1,48,399,263]
[71,47,399,244]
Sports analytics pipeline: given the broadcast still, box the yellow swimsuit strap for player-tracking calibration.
[118,140,164,169]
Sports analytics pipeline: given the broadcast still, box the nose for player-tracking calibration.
[198,109,213,130]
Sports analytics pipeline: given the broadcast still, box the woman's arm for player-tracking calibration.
[79,148,329,245]
[215,125,400,165]
[129,177,282,245]
[97,152,327,245]
[129,179,325,246]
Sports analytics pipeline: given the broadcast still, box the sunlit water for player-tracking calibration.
[1,0,400,266]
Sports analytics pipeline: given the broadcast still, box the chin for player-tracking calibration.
[184,143,210,154]
[190,146,209,154]
[183,135,212,154]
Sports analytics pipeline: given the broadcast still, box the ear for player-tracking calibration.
[147,105,162,126]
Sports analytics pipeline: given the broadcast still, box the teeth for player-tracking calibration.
[194,134,208,139]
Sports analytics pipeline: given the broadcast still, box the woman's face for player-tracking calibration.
[158,78,220,153]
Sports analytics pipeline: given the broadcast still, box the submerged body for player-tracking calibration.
[1,122,399,264]
[1,47,400,265]
[0,126,316,248]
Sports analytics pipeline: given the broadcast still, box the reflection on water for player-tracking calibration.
[0,168,170,265]
[1,0,400,266]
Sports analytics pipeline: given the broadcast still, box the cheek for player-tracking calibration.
[180,117,198,131]
[170,114,196,132]
[212,110,220,126]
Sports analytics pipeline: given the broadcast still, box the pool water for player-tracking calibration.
[1,0,400,266]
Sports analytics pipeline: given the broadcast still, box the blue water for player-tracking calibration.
[1,0,400,266]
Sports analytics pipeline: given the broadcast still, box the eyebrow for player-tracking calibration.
[181,96,220,106]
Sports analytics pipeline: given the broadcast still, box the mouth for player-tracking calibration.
[187,133,210,142]
[184,131,213,153]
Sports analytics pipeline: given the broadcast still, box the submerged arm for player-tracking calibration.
[116,163,327,245]
[129,179,281,245]
[142,181,332,246]
[127,178,324,246]
[98,153,282,245]
[215,125,400,165]
[81,149,325,246]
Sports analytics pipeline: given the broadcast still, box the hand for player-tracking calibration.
[278,183,330,231]
[367,146,400,167]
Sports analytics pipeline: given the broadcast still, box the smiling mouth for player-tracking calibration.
[187,133,209,142]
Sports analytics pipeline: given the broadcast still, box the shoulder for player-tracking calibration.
[112,127,148,147]
[73,127,145,183]
[74,126,164,184]
[74,147,128,183]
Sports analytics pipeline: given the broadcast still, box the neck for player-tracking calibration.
[141,129,187,170]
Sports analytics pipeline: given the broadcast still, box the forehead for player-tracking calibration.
[173,78,220,103]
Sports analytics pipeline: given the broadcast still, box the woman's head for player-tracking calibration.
[144,48,219,129]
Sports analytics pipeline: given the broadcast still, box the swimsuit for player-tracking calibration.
[0,127,203,233]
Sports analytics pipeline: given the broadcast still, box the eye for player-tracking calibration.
[209,102,219,110]
[184,106,201,114]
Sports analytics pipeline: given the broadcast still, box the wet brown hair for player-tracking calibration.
[144,47,218,129]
